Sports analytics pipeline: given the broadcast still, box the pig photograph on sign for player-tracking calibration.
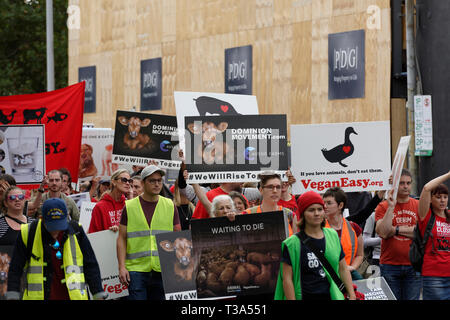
[190,212,287,299]
[112,110,181,169]
[290,121,391,194]
[173,91,259,150]
[156,230,198,300]
[184,114,288,183]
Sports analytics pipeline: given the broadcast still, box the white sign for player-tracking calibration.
[79,201,96,233]
[174,91,259,150]
[353,277,396,300]
[290,121,391,194]
[391,136,411,199]
[87,230,129,299]
[414,95,433,156]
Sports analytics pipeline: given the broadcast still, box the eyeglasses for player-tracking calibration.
[50,240,62,260]
[262,184,282,191]
[8,194,25,201]
[147,178,163,185]
[117,177,133,184]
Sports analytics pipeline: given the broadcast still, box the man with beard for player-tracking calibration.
[191,182,248,219]
[30,170,79,222]
[117,165,181,300]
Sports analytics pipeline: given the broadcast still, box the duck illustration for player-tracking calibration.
[321,127,358,167]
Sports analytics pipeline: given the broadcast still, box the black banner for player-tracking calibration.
[140,58,162,111]
[78,66,96,113]
[225,45,252,95]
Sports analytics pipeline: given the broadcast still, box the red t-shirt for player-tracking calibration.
[278,195,299,219]
[375,198,419,265]
[192,187,228,219]
[420,209,450,277]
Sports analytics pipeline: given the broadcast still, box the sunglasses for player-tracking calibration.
[50,240,62,260]
[8,194,25,201]
[117,177,133,184]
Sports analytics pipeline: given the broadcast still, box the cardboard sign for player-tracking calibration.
[156,230,197,300]
[87,230,129,299]
[173,91,259,150]
[328,30,365,100]
[391,136,411,199]
[353,276,396,300]
[291,121,391,193]
[0,125,45,185]
[79,201,96,233]
[190,212,287,299]
[68,192,91,212]
[112,110,181,170]
[184,114,288,183]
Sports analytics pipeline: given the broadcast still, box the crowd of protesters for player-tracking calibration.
[0,161,449,301]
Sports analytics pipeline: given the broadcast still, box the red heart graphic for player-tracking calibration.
[342,146,351,154]
[221,105,229,113]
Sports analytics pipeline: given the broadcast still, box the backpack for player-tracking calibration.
[409,211,435,273]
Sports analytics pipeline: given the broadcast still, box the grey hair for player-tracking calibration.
[210,195,235,217]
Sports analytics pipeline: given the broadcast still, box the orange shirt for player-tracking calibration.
[375,198,419,265]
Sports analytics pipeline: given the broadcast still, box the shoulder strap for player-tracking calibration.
[298,231,346,294]
[422,211,436,245]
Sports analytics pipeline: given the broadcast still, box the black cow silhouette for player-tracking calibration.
[47,112,68,123]
[0,110,16,124]
[194,96,241,116]
[23,107,47,124]
[321,127,358,168]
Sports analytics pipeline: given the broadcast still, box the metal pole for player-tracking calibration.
[46,0,55,91]
[405,0,418,194]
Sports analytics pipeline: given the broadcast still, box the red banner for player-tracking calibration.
[0,83,85,186]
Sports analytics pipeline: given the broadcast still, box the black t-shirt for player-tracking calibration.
[282,232,345,300]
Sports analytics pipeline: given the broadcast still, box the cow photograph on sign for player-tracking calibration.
[112,110,181,169]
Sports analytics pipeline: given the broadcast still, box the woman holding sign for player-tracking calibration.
[418,170,450,300]
[274,191,356,300]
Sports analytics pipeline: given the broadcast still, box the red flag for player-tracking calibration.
[0,83,85,186]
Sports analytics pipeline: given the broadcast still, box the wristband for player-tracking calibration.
[38,188,44,193]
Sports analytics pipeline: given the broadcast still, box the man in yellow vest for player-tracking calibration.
[117,165,181,300]
[6,198,106,300]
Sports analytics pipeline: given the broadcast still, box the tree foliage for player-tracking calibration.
[0,0,68,95]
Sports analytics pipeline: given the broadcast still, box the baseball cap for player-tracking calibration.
[42,198,69,232]
[141,165,165,181]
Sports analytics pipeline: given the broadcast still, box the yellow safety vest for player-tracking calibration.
[125,196,174,272]
[20,220,88,300]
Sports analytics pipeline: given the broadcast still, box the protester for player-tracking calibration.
[375,169,421,300]
[362,212,381,266]
[244,171,296,236]
[229,191,248,212]
[30,170,80,222]
[117,165,181,300]
[93,178,111,202]
[59,167,75,195]
[131,176,143,199]
[88,169,130,233]
[171,182,194,230]
[0,174,17,215]
[417,170,450,300]
[210,194,238,221]
[274,190,356,300]
[322,187,364,280]
[6,198,106,300]
[278,169,299,219]
[0,186,33,245]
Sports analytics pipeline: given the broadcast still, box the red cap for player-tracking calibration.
[296,191,324,218]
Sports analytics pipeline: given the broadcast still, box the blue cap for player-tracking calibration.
[42,198,69,232]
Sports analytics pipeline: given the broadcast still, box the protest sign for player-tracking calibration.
[291,121,391,193]
[185,114,288,183]
[0,125,45,185]
[190,212,287,299]
[173,91,259,150]
[87,230,128,299]
[0,245,14,299]
[0,83,85,187]
[68,192,91,212]
[112,110,181,170]
[156,230,197,300]
[353,276,396,300]
[391,136,411,199]
[79,201,96,233]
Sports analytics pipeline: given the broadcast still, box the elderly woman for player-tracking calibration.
[210,195,238,221]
